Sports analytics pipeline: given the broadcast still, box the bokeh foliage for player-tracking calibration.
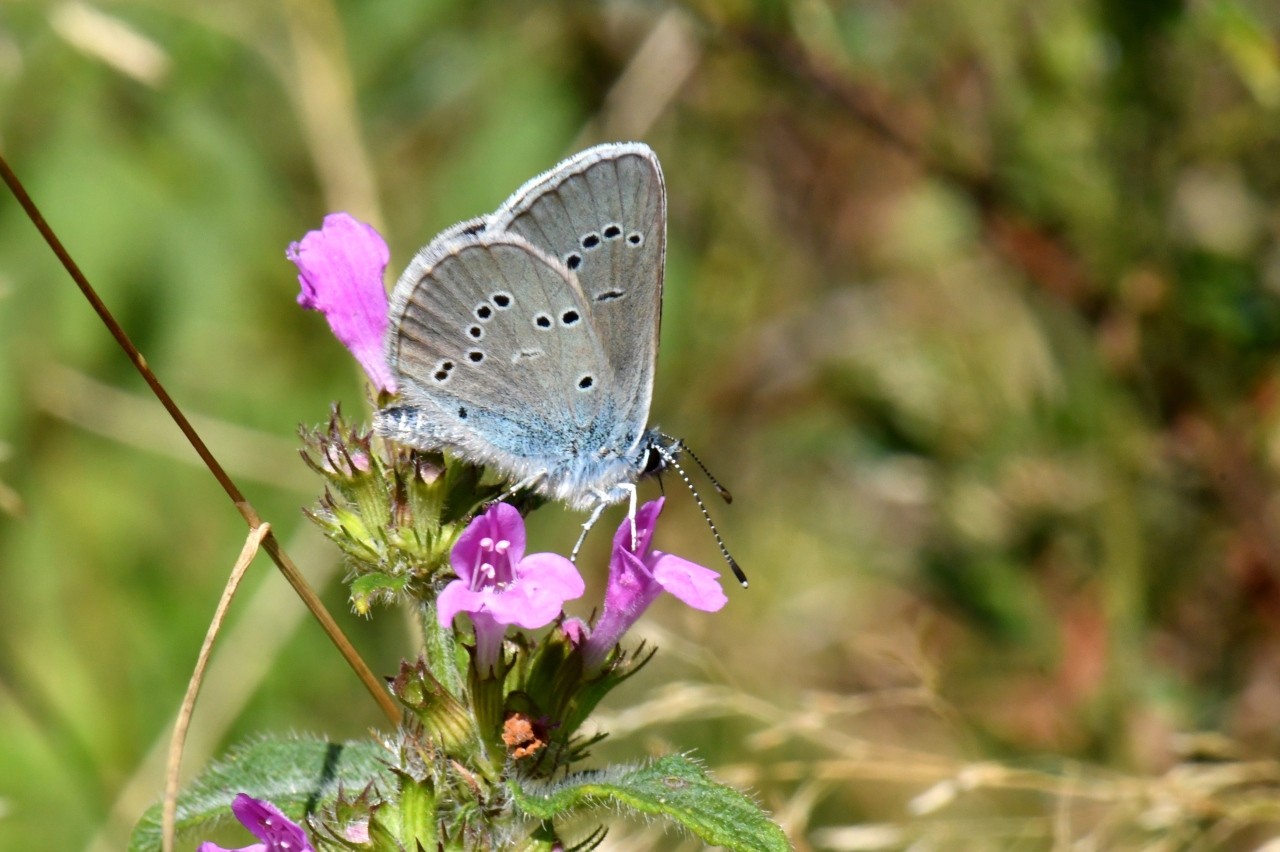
[5,0,1280,848]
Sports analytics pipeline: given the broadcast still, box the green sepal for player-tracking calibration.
[128,735,392,852]
[559,643,654,739]
[469,648,509,756]
[422,601,466,700]
[326,500,383,563]
[509,753,791,852]
[514,626,653,765]
[347,465,392,533]
[397,771,436,848]
[363,768,438,851]
[303,499,382,565]
[350,572,409,615]
[388,658,479,761]
[519,625,580,727]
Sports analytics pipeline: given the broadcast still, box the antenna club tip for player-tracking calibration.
[728,558,748,588]
[718,488,734,504]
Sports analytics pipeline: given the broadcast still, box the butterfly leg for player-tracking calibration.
[570,501,610,563]
[621,483,638,550]
[569,485,640,561]
[490,472,546,506]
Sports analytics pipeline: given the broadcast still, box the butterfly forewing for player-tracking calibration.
[388,233,612,464]
[491,144,666,431]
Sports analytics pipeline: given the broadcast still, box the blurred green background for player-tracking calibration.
[5,0,1280,848]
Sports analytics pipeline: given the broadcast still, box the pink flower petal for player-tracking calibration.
[561,617,590,646]
[449,502,527,580]
[437,583,487,627]
[651,551,727,612]
[231,794,313,849]
[487,502,528,564]
[441,504,586,669]
[484,584,562,629]
[485,553,584,628]
[582,499,724,673]
[517,552,586,600]
[602,548,660,618]
[198,794,313,852]
[288,213,396,393]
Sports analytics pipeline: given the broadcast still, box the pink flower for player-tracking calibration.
[288,212,397,394]
[197,793,314,852]
[581,498,726,672]
[439,503,585,671]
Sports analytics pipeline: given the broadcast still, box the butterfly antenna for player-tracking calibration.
[665,434,737,501]
[659,446,748,588]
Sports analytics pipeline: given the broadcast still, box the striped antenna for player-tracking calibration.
[672,439,733,504]
[658,440,747,588]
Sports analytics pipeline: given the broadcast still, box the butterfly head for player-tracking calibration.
[637,429,680,480]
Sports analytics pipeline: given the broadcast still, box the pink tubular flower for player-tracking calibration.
[197,793,314,852]
[288,212,397,394]
[439,503,585,671]
[581,498,726,673]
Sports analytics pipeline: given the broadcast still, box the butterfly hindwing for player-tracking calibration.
[490,143,666,432]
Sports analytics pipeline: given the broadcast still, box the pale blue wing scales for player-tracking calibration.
[383,233,610,471]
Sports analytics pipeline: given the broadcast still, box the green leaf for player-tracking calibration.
[129,735,393,852]
[509,753,791,852]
